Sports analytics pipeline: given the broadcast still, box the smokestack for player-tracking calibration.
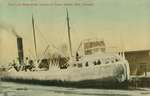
[17,37,24,65]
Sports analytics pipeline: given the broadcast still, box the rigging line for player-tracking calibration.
[36,27,58,50]
[35,24,55,48]
[35,24,66,57]
[27,49,34,59]
[34,25,51,53]
[38,45,50,60]
[34,25,51,58]
[35,25,48,46]
[76,41,83,52]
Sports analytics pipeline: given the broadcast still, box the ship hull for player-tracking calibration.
[0,62,130,89]
[1,76,128,89]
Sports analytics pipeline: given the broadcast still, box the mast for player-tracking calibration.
[32,15,38,60]
[66,8,73,57]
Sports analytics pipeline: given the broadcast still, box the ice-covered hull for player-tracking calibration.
[0,61,130,89]
[1,76,128,89]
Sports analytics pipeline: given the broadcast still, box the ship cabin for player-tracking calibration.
[68,53,123,68]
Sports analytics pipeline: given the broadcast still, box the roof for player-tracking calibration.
[125,49,150,53]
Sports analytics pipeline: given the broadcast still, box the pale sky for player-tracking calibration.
[0,0,150,64]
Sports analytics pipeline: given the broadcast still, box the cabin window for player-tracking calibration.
[78,63,82,68]
[93,61,97,65]
[93,60,101,65]
[115,58,119,62]
[97,60,101,65]
[85,62,88,67]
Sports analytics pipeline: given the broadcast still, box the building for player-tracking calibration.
[125,50,150,75]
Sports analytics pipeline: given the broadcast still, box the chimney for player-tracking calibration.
[17,37,24,65]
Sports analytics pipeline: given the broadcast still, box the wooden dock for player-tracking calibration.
[129,76,150,88]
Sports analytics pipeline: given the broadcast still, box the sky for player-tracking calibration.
[0,0,150,64]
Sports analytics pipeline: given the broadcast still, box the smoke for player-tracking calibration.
[0,23,20,38]
[11,28,20,38]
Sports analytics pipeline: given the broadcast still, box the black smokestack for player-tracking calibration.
[17,37,24,65]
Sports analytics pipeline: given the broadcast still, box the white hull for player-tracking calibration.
[1,61,130,87]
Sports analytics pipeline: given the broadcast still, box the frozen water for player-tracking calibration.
[0,81,150,96]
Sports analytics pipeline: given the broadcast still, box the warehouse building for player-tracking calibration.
[125,50,150,75]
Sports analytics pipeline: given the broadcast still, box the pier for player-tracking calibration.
[129,75,150,88]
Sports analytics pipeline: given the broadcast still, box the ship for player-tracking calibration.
[0,9,130,89]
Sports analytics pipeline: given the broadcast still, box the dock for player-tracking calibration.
[129,74,150,88]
